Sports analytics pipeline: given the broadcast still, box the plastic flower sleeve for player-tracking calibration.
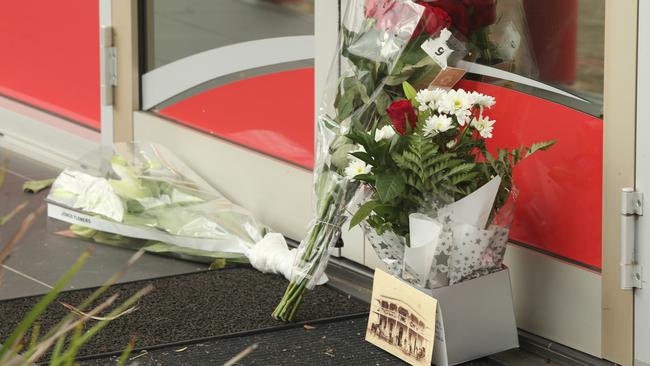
[292,0,424,285]
[273,0,426,321]
[47,142,271,263]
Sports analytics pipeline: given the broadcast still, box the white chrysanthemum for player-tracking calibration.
[471,115,496,138]
[469,91,496,109]
[446,140,457,149]
[416,88,445,111]
[345,159,371,179]
[438,89,472,126]
[423,114,453,136]
[374,125,396,142]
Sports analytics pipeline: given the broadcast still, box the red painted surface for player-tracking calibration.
[0,1,100,129]
[158,68,315,169]
[458,80,602,268]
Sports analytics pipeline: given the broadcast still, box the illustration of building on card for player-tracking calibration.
[368,295,432,360]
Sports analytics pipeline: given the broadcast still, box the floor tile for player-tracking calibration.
[4,215,206,293]
[0,147,59,180]
[0,171,44,224]
[0,268,51,300]
[1,148,207,298]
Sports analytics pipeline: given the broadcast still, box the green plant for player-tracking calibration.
[346,82,556,241]
[0,248,151,365]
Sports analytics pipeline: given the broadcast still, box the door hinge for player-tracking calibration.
[621,188,643,289]
[100,26,117,106]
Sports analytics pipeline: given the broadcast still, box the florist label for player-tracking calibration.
[429,67,466,89]
[366,269,437,366]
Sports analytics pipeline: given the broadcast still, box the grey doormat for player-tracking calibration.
[79,317,512,366]
[79,316,404,366]
[0,267,368,358]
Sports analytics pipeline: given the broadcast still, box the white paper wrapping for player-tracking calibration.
[366,176,512,289]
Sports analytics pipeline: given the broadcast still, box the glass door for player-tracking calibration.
[0,0,110,163]
[136,0,316,241]
[333,0,611,360]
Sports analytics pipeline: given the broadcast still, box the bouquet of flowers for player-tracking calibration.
[273,0,512,321]
[47,142,310,281]
[347,82,553,287]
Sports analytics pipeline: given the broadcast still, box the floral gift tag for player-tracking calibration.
[366,269,437,366]
[421,28,468,69]
[429,67,467,89]
[421,28,454,69]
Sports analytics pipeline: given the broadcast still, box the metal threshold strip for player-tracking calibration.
[324,255,617,366]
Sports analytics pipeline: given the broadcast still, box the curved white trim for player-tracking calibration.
[458,60,590,103]
[141,36,314,110]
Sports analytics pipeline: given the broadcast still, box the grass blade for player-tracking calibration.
[39,249,145,342]
[116,338,136,366]
[0,205,45,265]
[57,285,154,361]
[0,201,29,226]
[0,158,8,193]
[222,344,258,366]
[0,249,91,359]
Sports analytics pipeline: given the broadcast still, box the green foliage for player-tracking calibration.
[402,81,418,102]
[376,172,406,203]
[485,140,557,210]
[0,250,150,366]
[346,121,556,238]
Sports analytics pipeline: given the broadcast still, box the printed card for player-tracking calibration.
[366,269,437,366]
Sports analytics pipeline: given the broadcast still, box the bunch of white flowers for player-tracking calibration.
[343,86,498,180]
[417,88,496,139]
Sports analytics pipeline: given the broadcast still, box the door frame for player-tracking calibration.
[602,1,638,365]
[106,0,638,363]
[635,0,649,365]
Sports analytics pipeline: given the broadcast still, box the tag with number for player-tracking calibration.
[421,28,454,69]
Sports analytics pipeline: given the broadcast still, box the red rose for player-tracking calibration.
[414,2,452,37]
[464,0,497,29]
[387,100,418,135]
[427,0,471,36]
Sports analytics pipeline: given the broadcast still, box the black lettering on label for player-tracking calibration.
[61,211,91,224]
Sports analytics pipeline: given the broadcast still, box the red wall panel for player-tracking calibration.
[0,0,100,129]
[459,80,603,269]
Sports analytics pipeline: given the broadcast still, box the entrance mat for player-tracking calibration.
[79,317,506,366]
[80,317,404,365]
[0,267,368,357]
